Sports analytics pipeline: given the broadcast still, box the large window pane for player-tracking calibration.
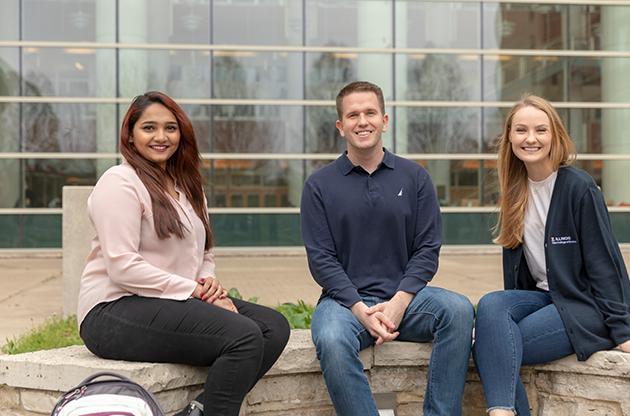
[0,1,19,42]
[306,52,393,101]
[399,54,480,101]
[484,3,565,51]
[403,2,480,49]
[205,158,304,209]
[484,3,630,52]
[21,158,99,208]
[484,55,567,102]
[209,105,302,154]
[0,49,20,97]
[119,49,211,98]
[119,0,209,44]
[213,51,302,100]
[23,103,116,154]
[408,157,495,207]
[214,0,301,46]
[23,48,115,97]
[24,0,115,42]
[403,107,480,153]
[306,52,356,100]
[0,157,20,208]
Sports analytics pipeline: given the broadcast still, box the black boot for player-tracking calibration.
[174,400,203,416]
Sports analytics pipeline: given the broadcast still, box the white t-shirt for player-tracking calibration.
[523,170,558,291]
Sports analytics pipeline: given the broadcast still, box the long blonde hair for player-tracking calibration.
[494,94,577,249]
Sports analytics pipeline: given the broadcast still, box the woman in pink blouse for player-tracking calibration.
[78,91,290,416]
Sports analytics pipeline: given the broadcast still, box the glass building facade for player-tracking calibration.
[1,0,630,248]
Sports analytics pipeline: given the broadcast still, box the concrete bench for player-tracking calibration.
[2,186,630,416]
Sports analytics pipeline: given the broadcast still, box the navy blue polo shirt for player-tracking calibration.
[300,149,443,308]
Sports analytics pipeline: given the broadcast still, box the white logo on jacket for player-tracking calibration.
[550,236,577,245]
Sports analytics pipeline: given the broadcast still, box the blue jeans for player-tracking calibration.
[311,287,475,416]
[472,290,575,415]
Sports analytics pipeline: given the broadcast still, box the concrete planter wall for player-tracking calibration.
[2,329,630,416]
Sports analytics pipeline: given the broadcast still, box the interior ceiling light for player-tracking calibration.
[70,11,91,29]
[181,12,202,31]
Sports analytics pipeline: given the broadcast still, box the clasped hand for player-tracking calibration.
[193,277,238,314]
[351,292,413,346]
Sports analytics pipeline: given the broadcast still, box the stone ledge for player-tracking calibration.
[2,329,630,416]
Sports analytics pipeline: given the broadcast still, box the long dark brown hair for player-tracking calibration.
[494,93,576,249]
[120,91,213,250]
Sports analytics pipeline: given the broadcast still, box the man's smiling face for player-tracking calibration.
[336,91,388,156]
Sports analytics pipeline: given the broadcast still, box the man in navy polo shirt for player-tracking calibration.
[300,81,474,416]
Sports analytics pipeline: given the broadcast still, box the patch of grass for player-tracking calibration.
[1,315,83,355]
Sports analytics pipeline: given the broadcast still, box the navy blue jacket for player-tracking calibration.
[503,166,630,361]
[300,149,443,308]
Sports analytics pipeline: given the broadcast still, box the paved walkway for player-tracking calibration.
[2,245,629,348]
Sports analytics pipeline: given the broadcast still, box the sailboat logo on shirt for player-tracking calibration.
[397,188,403,197]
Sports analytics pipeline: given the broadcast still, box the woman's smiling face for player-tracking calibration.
[131,103,181,169]
[510,105,554,180]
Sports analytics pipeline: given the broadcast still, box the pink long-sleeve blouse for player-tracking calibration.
[77,162,215,326]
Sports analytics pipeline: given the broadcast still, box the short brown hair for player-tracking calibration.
[336,81,386,120]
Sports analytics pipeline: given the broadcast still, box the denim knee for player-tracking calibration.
[438,292,475,330]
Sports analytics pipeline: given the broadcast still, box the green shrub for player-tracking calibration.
[273,300,315,330]
[229,287,314,329]
[1,315,83,355]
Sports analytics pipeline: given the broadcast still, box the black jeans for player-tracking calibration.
[81,295,290,416]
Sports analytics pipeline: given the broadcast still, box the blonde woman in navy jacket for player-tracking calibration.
[473,94,630,416]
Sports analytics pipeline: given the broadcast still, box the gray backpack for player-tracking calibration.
[51,372,165,416]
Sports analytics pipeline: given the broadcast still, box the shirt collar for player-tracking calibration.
[337,148,396,176]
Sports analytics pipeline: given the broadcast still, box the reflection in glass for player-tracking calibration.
[407,158,498,208]
[484,55,567,102]
[0,1,19,42]
[214,0,300,46]
[485,3,564,51]
[306,51,355,100]
[0,49,19,96]
[9,158,100,209]
[24,0,115,42]
[404,2,480,49]
[203,159,301,208]
[119,50,211,99]
[213,51,301,100]
[402,54,479,101]
[567,108,601,154]
[210,105,302,154]
[404,107,479,154]
[22,48,115,97]
[119,0,209,44]
[22,103,116,154]
[483,3,617,52]
[305,0,364,48]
